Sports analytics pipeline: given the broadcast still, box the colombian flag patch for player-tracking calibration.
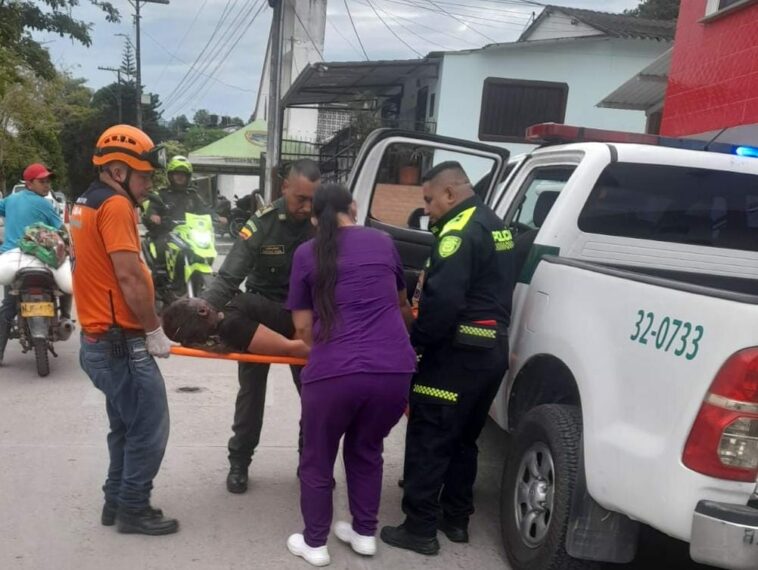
[239,219,256,240]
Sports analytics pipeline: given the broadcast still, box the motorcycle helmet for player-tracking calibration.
[167,156,193,176]
[93,124,165,171]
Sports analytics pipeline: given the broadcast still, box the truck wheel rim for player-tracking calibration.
[514,442,555,547]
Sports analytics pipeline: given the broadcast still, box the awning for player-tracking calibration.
[598,48,672,111]
[283,59,439,108]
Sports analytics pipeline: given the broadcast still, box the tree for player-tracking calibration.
[169,114,191,137]
[120,40,136,82]
[625,0,681,20]
[183,126,227,152]
[193,109,211,128]
[0,1,120,95]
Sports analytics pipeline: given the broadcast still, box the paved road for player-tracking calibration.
[0,277,706,569]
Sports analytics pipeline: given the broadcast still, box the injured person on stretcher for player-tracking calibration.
[162,292,309,360]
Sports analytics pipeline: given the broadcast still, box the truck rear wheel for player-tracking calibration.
[501,404,596,570]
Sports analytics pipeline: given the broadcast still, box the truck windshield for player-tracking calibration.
[578,162,758,252]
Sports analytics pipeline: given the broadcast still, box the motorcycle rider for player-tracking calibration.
[0,163,73,365]
[142,156,220,279]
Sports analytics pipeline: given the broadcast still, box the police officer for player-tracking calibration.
[202,159,320,494]
[381,161,515,555]
[142,156,214,275]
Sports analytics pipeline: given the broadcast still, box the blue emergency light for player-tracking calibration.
[735,146,758,158]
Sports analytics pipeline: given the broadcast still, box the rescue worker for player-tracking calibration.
[0,163,73,365]
[381,161,515,554]
[202,158,321,494]
[70,124,177,535]
[142,156,215,277]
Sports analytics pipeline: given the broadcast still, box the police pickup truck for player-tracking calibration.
[348,124,758,570]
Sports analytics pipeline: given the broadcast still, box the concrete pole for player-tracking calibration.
[265,0,284,202]
[130,0,169,130]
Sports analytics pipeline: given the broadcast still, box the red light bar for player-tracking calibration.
[524,123,743,156]
[526,123,662,145]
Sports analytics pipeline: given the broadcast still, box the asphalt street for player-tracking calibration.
[0,249,706,570]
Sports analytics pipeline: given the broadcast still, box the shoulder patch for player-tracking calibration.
[492,229,514,251]
[239,219,257,240]
[75,185,118,210]
[438,235,462,258]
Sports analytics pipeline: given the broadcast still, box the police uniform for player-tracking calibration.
[202,198,312,468]
[142,185,209,233]
[402,194,515,537]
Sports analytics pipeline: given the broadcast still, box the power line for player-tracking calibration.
[344,0,370,60]
[365,3,453,51]
[160,0,237,109]
[365,0,423,57]
[153,0,209,89]
[166,0,267,116]
[162,0,252,111]
[327,16,365,59]
[373,0,480,47]
[421,0,497,42]
[143,29,254,93]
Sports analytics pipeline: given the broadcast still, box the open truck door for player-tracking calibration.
[347,129,511,295]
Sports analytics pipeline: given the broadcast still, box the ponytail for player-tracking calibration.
[312,183,353,340]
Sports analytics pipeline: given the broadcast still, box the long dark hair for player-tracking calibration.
[312,183,353,341]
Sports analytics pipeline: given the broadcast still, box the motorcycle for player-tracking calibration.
[228,193,255,237]
[1,251,74,377]
[214,194,232,238]
[142,212,217,309]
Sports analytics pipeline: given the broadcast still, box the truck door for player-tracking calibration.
[348,129,510,294]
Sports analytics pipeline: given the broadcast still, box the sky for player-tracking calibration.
[39,0,642,123]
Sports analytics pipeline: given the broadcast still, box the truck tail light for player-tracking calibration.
[683,348,758,482]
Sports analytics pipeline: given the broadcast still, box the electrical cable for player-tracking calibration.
[153,0,209,89]
[289,0,325,60]
[365,0,423,57]
[421,0,497,42]
[166,0,267,116]
[160,0,237,109]
[327,16,366,59]
[344,0,370,60]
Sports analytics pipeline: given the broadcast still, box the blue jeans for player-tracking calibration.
[80,334,170,509]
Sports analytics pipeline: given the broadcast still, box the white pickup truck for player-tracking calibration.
[348,124,758,570]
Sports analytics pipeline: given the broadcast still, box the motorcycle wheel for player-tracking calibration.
[33,338,50,377]
[229,218,246,237]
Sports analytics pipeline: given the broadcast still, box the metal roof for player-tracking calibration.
[520,5,676,42]
[283,59,439,107]
[598,48,672,111]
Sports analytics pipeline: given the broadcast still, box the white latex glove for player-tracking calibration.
[146,326,172,358]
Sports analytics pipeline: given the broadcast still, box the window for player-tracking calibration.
[578,163,758,252]
[368,142,499,229]
[479,78,568,143]
[703,0,758,19]
[508,166,576,230]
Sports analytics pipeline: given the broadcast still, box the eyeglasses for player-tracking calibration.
[94,144,167,170]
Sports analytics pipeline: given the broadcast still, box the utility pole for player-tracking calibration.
[265,0,284,201]
[127,0,169,129]
[98,66,123,123]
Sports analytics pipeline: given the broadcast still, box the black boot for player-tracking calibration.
[438,518,469,543]
[116,506,178,535]
[226,463,248,494]
[102,502,162,526]
[380,524,440,555]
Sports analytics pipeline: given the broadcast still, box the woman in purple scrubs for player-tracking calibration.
[285,183,416,566]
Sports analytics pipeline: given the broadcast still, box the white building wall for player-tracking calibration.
[217,175,260,203]
[254,0,326,141]
[526,12,604,41]
[435,38,671,157]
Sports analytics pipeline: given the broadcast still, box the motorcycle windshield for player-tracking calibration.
[173,212,217,258]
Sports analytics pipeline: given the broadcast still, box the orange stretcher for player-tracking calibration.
[170,345,307,366]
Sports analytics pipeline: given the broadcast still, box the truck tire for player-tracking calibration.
[501,404,596,570]
[33,338,50,377]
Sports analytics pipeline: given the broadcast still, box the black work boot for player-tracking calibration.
[380,524,440,555]
[102,502,163,526]
[226,463,248,494]
[116,506,178,535]
[438,518,469,543]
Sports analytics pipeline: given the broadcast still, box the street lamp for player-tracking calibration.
[127,0,170,129]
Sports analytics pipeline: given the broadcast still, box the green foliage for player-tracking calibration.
[152,139,188,189]
[625,0,681,20]
[183,126,227,153]
[0,1,120,95]
[120,41,136,81]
